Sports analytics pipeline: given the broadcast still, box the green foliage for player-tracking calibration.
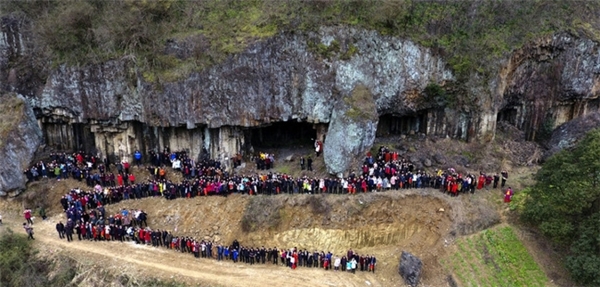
[1,0,599,84]
[566,213,600,286]
[307,39,342,59]
[340,43,359,60]
[509,187,529,211]
[521,129,600,285]
[0,228,34,287]
[0,228,76,287]
[536,116,556,142]
[344,84,377,121]
[423,83,452,107]
[445,226,548,287]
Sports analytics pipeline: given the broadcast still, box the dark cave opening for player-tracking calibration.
[376,113,428,136]
[497,107,518,126]
[42,122,95,152]
[248,121,317,148]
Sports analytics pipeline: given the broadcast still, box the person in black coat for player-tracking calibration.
[60,196,69,211]
[65,219,74,242]
[138,210,147,227]
[369,255,377,273]
[56,221,65,239]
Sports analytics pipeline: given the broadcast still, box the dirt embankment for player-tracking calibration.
[96,190,456,286]
[2,182,475,287]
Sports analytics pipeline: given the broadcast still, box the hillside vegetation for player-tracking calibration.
[514,129,600,286]
[442,226,548,287]
[2,0,600,82]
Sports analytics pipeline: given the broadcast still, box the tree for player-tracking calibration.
[522,129,600,285]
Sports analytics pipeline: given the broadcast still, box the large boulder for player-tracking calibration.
[324,85,378,175]
[399,251,423,287]
[546,111,600,158]
[0,94,42,196]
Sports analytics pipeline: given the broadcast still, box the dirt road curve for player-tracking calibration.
[17,215,387,287]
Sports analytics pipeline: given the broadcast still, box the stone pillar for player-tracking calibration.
[208,126,245,172]
[314,123,329,142]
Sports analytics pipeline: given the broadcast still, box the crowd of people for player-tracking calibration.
[54,206,148,243]
[52,201,377,273]
[10,142,516,279]
[42,145,510,211]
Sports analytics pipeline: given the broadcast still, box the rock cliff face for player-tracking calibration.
[4,25,455,171]
[0,94,43,196]
[546,111,600,158]
[2,14,600,174]
[496,34,600,141]
[324,85,379,174]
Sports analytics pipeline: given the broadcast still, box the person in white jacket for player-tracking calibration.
[351,258,357,273]
[334,256,341,271]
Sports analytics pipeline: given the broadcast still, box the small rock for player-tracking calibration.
[212,225,219,231]
[423,159,432,167]
[433,153,446,164]
[409,156,419,164]
[438,208,445,212]
[284,155,294,162]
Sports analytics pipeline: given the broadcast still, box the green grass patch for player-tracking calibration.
[0,228,77,287]
[444,226,548,287]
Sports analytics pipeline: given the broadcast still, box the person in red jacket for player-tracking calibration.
[117,174,124,186]
[144,229,151,244]
[23,208,33,225]
[139,229,145,244]
[314,140,323,157]
[128,173,135,184]
[477,173,485,189]
[504,187,514,203]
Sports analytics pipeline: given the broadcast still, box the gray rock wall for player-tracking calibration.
[22,27,455,171]
[0,94,43,196]
[4,14,600,173]
[324,85,379,174]
[34,28,453,128]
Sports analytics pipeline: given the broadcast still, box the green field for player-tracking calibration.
[442,226,548,287]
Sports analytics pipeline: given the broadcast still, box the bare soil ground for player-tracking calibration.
[2,188,457,287]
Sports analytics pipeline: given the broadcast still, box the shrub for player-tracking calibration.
[240,196,282,232]
[307,195,331,215]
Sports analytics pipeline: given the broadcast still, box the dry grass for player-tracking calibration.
[241,196,283,232]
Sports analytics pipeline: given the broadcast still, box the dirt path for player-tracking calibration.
[16,215,388,287]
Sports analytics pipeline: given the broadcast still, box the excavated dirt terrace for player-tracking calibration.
[1,173,474,287]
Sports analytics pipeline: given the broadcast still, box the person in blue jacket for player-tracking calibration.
[134,150,142,166]
[232,248,239,263]
[224,246,230,261]
[217,245,223,261]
